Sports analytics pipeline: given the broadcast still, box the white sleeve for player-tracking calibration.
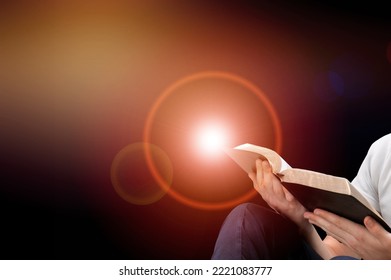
[352,134,391,224]
[351,142,380,212]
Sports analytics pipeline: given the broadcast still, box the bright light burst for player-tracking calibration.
[196,124,228,156]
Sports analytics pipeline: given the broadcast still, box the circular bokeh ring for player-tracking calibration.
[111,142,173,205]
[143,71,282,210]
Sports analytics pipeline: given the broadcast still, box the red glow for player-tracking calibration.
[143,71,282,210]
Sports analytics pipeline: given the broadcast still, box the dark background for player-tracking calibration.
[1,1,390,259]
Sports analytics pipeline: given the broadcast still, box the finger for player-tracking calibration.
[255,159,264,189]
[262,160,285,197]
[260,160,271,189]
[305,209,358,247]
[254,160,277,203]
[313,209,361,234]
[364,216,387,238]
[248,172,257,189]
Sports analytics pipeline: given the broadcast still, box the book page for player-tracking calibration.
[280,168,351,194]
[279,157,291,173]
[228,144,291,173]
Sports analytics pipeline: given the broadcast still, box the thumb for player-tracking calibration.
[364,216,384,236]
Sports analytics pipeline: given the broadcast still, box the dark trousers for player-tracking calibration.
[211,203,323,260]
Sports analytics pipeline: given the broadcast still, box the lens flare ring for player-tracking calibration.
[110,142,173,205]
[143,71,282,210]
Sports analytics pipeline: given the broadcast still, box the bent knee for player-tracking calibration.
[226,203,278,224]
[229,203,256,216]
[226,203,265,221]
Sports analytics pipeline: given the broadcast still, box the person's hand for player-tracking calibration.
[249,159,345,259]
[304,209,391,259]
[248,159,309,231]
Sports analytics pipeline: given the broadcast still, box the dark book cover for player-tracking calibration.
[284,182,391,233]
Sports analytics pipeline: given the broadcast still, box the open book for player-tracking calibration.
[224,143,391,232]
